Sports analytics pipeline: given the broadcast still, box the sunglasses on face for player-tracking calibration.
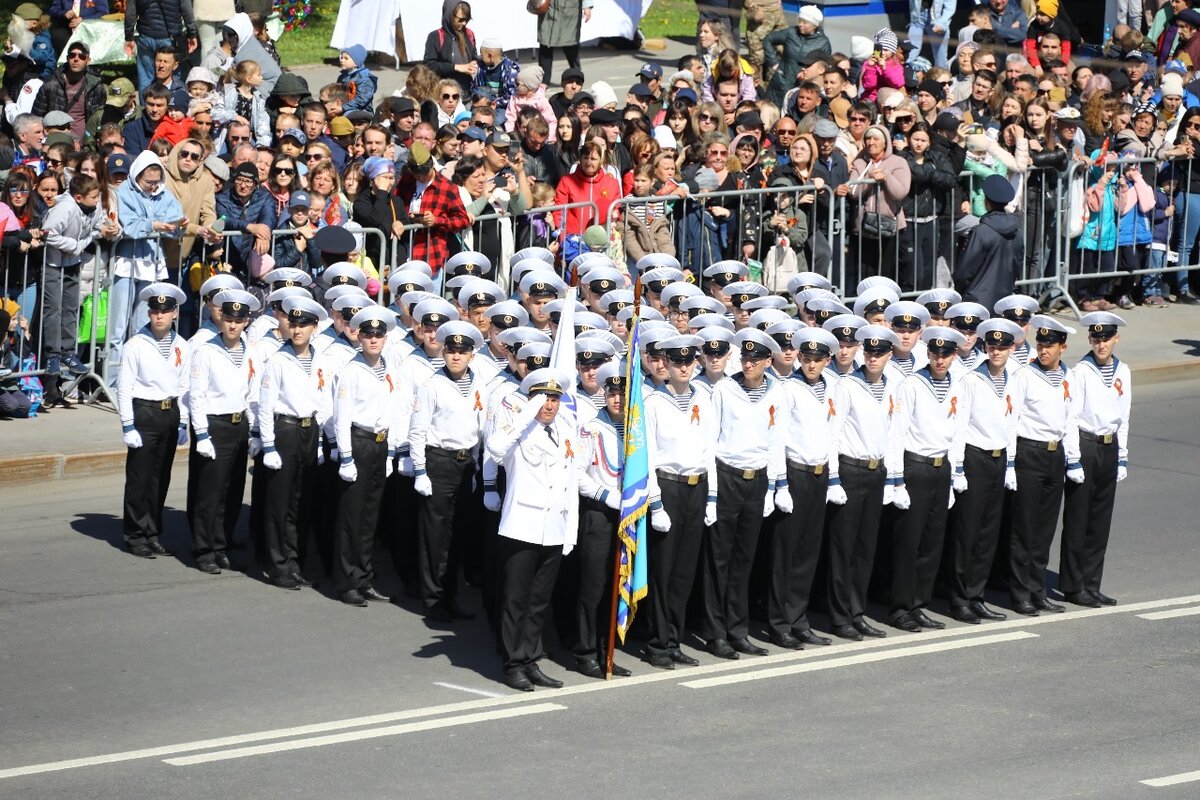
[68,51,88,60]
[699,113,718,122]
[47,158,63,167]
[305,153,323,161]
[229,135,250,143]
[708,148,728,155]
[442,93,461,101]
[274,167,296,175]
[179,150,202,161]
[776,128,797,135]
[8,187,29,194]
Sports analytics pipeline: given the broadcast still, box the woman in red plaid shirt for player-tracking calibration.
[397,143,473,275]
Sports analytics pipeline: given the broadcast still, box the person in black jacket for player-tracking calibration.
[955,175,1022,312]
[930,113,967,277]
[353,156,410,269]
[900,122,958,293]
[425,1,478,95]
[31,45,107,141]
[1020,100,1068,289]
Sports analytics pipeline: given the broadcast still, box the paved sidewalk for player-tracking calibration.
[2,302,1196,485]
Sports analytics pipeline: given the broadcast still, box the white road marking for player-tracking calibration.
[1140,770,1200,788]
[1137,605,1200,621]
[433,681,506,698]
[4,592,1200,780]
[680,631,1038,689]
[162,704,567,766]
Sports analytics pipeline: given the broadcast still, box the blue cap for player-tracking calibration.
[106,153,131,175]
[675,87,698,104]
[1165,59,1189,75]
[280,127,307,145]
[458,126,487,142]
[288,190,311,208]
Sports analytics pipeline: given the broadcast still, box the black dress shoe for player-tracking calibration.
[1092,590,1117,606]
[271,574,301,590]
[611,662,632,677]
[504,669,534,692]
[129,543,156,559]
[706,638,739,659]
[361,586,390,602]
[444,599,476,620]
[832,624,863,641]
[576,658,605,679]
[890,612,921,632]
[730,637,769,656]
[214,553,232,570]
[794,628,832,646]
[1012,600,1039,616]
[949,605,982,624]
[525,663,563,688]
[645,651,675,670]
[668,648,699,666]
[1033,597,1064,613]
[340,590,368,607]
[425,602,454,622]
[147,540,170,556]
[1064,591,1101,608]
[853,618,887,638]
[969,601,1006,621]
[289,572,312,587]
[910,609,946,630]
[198,562,220,575]
[768,632,804,650]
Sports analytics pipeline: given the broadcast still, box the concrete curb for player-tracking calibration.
[2,359,1198,486]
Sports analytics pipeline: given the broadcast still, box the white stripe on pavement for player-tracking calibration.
[163,704,567,766]
[680,632,1038,689]
[433,682,507,698]
[1141,770,1200,788]
[1136,605,1200,621]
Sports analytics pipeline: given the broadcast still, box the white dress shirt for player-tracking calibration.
[408,366,488,471]
[781,373,835,468]
[187,335,252,436]
[645,382,719,504]
[710,373,786,485]
[332,353,403,456]
[1071,353,1132,464]
[888,368,967,471]
[117,327,191,427]
[826,367,901,484]
[257,342,331,449]
[1009,359,1080,464]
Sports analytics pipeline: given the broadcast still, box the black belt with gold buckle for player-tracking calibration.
[657,469,705,486]
[841,456,881,470]
[210,411,245,424]
[135,397,177,410]
[429,445,471,462]
[352,424,388,443]
[905,451,948,467]
[966,444,1004,459]
[1079,430,1115,445]
[787,460,826,475]
[717,461,763,481]
[1018,436,1060,452]
[276,413,315,428]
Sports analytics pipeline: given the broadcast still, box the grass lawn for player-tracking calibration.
[274,0,701,67]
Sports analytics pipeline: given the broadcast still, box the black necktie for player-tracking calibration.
[544,425,557,447]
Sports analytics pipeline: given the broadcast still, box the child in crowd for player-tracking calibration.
[272,190,321,275]
[152,92,198,146]
[860,28,905,102]
[1144,176,1173,307]
[474,39,519,125]
[344,220,380,285]
[518,180,560,254]
[186,67,227,130]
[225,60,272,147]
[337,45,378,113]
[319,83,349,119]
[506,66,558,141]
[622,164,674,268]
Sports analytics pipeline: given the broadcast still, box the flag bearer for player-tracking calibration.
[118,283,190,560]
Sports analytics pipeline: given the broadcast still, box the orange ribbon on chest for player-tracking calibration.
[691,404,700,423]
[1113,378,1123,397]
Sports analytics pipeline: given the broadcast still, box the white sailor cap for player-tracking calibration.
[617,305,665,323]
[262,267,311,289]
[703,260,749,285]
[659,334,703,361]
[412,297,460,326]
[1079,311,1126,338]
[641,267,686,291]
[444,250,492,277]
[766,319,803,344]
[599,289,635,315]
[582,265,625,293]
[520,271,567,298]
[282,296,328,324]
[457,279,505,310]
[578,329,625,355]
[994,294,1040,321]
[639,325,675,354]
[885,300,931,327]
[635,252,682,273]
[437,320,485,350]
[749,308,789,330]
[575,338,617,362]
[856,275,902,297]
[485,300,529,329]
[688,312,734,331]
[853,285,899,317]
[807,298,852,324]
[545,299,588,317]
[387,269,434,295]
[398,259,435,277]
[595,360,626,388]
[921,327,966,353]
[788,271,834,294]
[794,287,838,308]
[399,290,437,310]
[725,281,769,307]
[511,258,551,287]
[332,291,373,316]
[266,285,311,306]
[445,274,483,293]
[498,326,552,350]
[742,295,789,312]
[1029,314,1076,342]
[511,246,555,267]
[734,327,782,358]
[916,288,962,317]
[697,325,735,353]
[946,302,990,328]
[856,324,900,351]
[571,252,614,278]
[322,262,367,288]
[213,289,259,317]
[200,272,244,299]
[977,318,1025,346]
[350,305,397,333]
[680,295,726,316]
[520,367,572,397]
[324,284,366,305]
[792,327,839,356]
[140,282,187,309]
[660,281,702,309]
[517,343,554,369]
[824,313,868,341]
[574,311,609,332]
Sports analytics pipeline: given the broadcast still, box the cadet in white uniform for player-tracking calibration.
[994,294,1039,365]
[118,283,190,559]
[1059,312,1131,608]
[822,314,866,378]
[486,368,579,692]
[882,301,930,379]
[191,273,243,347]
[186,288,257,573]
[945,302,989,378]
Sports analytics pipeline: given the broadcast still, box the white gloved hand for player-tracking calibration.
[1004,467,1017,491]
[892,485,911,510]
[1117,465,1127,482]
[263,450,283,470]
[952,473,968,493]
[123,429,143,449]
[398,456,414,477]
[604,490,621,511]
[562,543,575,556]
[177,425,188,446]
[827,484,848,505]
[651,508,671,532]
[484,491,502,511]
[774,487,793,514]
[338,460,357,482]
[316,445,325,466]
[385,457,395,478]
[882,484,895,506]
[195,437,216,460]
[1066,465,1085,484]
[704,501,717,526]
[414,474,433,496]
[763,491,775,517]
[948,486,956,510]
[248,437,262,458]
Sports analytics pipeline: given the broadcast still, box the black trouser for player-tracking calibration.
[1010,438,1065,604]
[187,413,249,565]
[390,472,420,591]
[123,399,180,546]
[574,498,618,660]
[768,464,828,637]
[483,466,507,634]
[703,462,768,642]
[1060,434,1119,595]
[648,475,707,656]
[825,459,886,627]
[890,454,951,617]
[417,447,475,608]
[949,445,1007,607]
[537,44,580,79]
[334,430,388,593]
[259,417,318,580]
[898,220,937,293]
[500,537,562,672]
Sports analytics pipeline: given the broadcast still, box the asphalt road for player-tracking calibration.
[2,377,1198,799]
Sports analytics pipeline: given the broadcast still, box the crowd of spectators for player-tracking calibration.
[1,0,1198,417]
